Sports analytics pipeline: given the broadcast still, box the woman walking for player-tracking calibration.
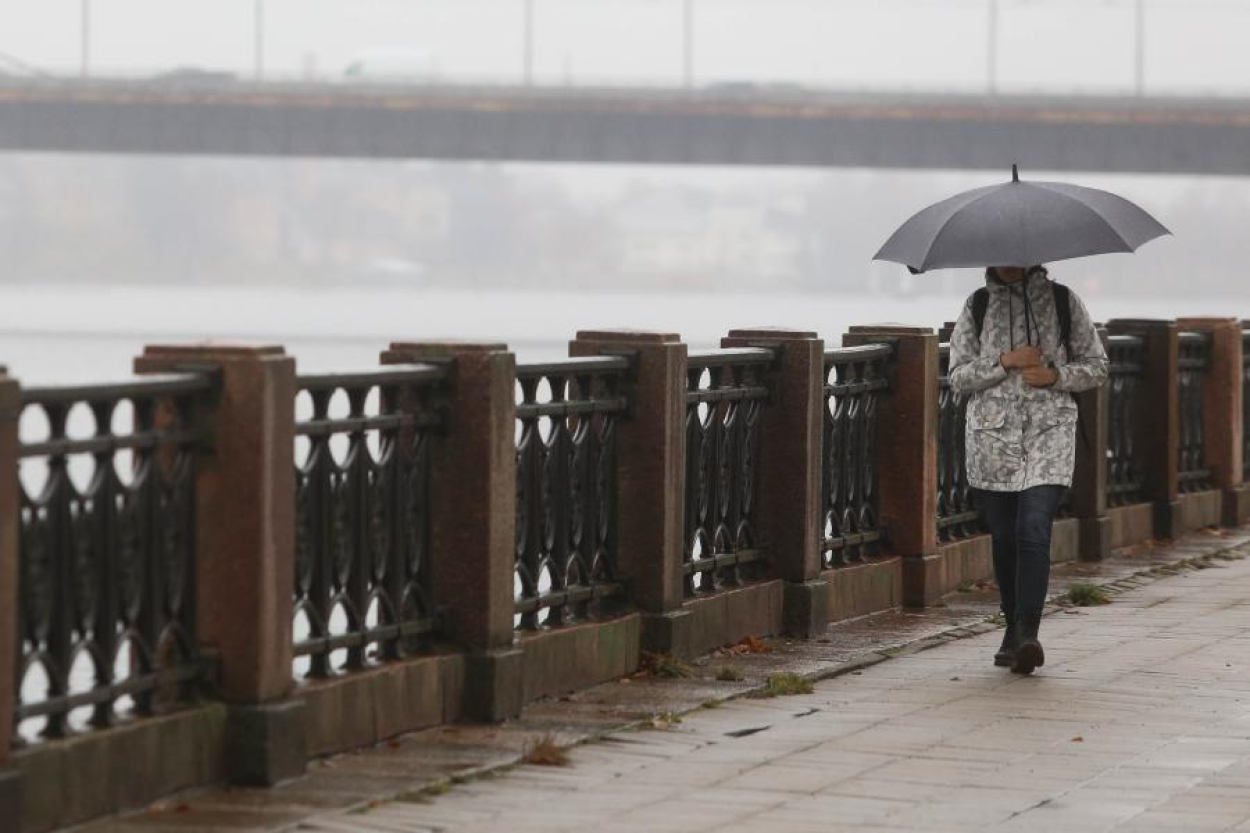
[947,265,1108,674]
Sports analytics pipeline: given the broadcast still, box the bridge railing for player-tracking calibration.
[821,344,893,567]
[1106,334,1147,507]
[291,365,447,679]
[14,373,212,744]
[514,358,629,630]
[936,343,982,542]
[1177,331,1214,493]
[683,348,773,597]
[7,317,1250,833]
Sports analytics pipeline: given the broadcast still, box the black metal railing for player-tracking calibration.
[1106,334,1146,506]
[936,344,982,540]
[514,357,629,630]
[1177,331,1213,492]
[683,348,772,596]
[15,374,210,743]
[292,365,445,678]
[822,344,892,567]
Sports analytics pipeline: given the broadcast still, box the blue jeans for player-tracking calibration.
[974,486,1067,620]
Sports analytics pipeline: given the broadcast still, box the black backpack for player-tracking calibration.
[969,281,1089,450]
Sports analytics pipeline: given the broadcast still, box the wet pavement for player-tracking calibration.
[77,527,1250,832]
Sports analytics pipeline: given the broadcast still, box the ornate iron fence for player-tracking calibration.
[293,365,446,678]
[515,358,628,630]
[822,344,892,567]
[1177,331,1213,493]
[16,374,210,743]
[936,343,982,540]
[684,348,772,596]
[1106,334,1146,506]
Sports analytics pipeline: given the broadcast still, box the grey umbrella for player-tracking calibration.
[873,165,1169,273]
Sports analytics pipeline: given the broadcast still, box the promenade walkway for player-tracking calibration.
[80,529,1250,832]
[305,540,1250,833]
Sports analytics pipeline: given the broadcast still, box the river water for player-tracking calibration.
[1,282,1243,384]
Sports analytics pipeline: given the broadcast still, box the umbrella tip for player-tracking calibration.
[1012,163,1020,182]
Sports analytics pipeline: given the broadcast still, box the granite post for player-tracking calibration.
[570,331,691,655]
[382,342,522,721]
[135,345,304,786]
[720,329,826,637]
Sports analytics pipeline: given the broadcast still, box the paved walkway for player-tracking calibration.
[301,548,1250,833]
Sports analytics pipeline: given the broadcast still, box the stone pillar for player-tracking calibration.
[1106,320,1181,539]
[1178,317,1248,526]
[569,331,689,654]
[1071,329,1111,559]
[0,370,22,823]
[135,345,304,785]
[381,342,521,721]
[844,326,939,607]
[720,328,826,637]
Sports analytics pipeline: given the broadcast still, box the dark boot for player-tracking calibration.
[1011,614,1044,675]
[994,618,1017,667]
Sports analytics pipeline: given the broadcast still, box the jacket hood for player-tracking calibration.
[984,266,1048,290]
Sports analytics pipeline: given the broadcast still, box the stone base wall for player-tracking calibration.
[819,558,904,623]
[13,705,227,833]
[1051,517,1082,564]
[519,615,641,702]
[299,651,465,759]
[1179,488,1223,533]
[1225,485,1250,527]
[1107,502,1156,552]
[662,580,786,659]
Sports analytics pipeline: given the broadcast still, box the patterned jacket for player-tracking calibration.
[947,272,1108,492]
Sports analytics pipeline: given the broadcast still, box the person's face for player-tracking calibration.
[994,266,1025,284]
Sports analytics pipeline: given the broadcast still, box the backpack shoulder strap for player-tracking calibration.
[971,288,989,340]
[1052,282,1073,359]
[1051,281,1092,449]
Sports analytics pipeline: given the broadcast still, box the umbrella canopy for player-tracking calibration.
[873,165,1169,273]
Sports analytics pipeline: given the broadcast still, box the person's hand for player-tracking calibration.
[1000,346,1043,370]
[1022,365,1060,388]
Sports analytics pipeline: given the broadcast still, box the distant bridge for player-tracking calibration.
[0,78,1247,175]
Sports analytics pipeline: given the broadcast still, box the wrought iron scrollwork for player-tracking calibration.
[1106,334,1146,506]
[1177,331,1213,493]
[293,365,445,678]
[683,348,772,597]
[822,344,892,567]
[514,357,628,630]
[936,343,982,541]
[16,374,209,743]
